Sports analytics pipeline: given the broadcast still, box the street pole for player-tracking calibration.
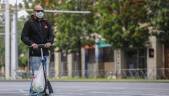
[11,0,18,80]
[4,0,10,79]
[95,38,99,78]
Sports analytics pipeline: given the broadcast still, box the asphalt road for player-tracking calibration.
[0,81,169,96]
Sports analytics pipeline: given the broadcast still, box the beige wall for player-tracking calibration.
[104,62,114,73]
[54,51,61,78]
[114,49,125,78]
[147,36,156,80]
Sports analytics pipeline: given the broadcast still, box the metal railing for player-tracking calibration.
[0,68,169,80]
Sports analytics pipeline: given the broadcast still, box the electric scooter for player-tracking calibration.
[29,44,53,96]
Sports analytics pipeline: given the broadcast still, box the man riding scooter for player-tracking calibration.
[21,4,54,96]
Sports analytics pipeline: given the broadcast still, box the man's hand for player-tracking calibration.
[31,43,38,49]
[45,42,52,48]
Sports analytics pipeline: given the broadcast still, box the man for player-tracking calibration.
[21,4,54,96]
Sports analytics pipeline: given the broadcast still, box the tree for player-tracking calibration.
[146,0,169,43]
[0,34,5,69]
[18,18,29,68]
[93,0,149,48]
[54,0,95,52]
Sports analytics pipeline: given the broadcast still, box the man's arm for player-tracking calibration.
[47,22,54,44]
[44,22,54,48]
[21,21,34,46]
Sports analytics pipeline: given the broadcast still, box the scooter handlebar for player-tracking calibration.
[29,44,54,48]
[37,44,45,48]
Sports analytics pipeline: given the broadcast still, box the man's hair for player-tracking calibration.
[34,4,43,11]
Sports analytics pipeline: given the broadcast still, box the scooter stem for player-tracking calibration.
[40,48,44,60]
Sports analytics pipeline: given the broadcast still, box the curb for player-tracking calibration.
[0,79,169,83]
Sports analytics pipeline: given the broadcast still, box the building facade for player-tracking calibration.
[53,35,169,80]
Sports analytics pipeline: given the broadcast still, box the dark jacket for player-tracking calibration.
[21,16,54,56]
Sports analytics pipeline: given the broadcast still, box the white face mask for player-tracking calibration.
[35,11,44,19]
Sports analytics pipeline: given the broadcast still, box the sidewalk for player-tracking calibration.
[0,78,169,83]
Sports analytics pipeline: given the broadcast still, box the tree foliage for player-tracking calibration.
[18,18,29,67]
[0,30,5,68]
[54,0,95,52]
[22,0,169,50]
[93,0,149,48]
[146,0,169,43]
